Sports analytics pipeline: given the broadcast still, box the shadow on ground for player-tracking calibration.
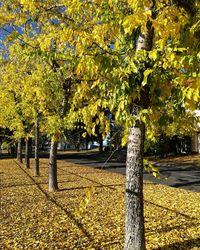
[153,237,200,250]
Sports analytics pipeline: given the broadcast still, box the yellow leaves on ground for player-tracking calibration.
[1,158,200,249]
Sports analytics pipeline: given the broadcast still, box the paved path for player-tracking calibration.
[62,152,200,193]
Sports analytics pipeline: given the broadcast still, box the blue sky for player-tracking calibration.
[0,25,13,48]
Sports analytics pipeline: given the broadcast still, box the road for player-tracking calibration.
[62,152,200,193]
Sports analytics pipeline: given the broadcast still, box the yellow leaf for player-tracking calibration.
[142,69,153,86]
[149,50,157,61]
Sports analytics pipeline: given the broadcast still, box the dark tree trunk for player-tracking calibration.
[99,133,103,153]
[34,119,40,176]
[125,122,145,250]
[86,134,89,150]
[49,135,58,192]
[17,138,23,163]
[25,138,31,169]
[76,133,81,152]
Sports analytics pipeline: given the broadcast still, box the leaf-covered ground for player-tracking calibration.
[1,158,200,249]
[150,154,200,166]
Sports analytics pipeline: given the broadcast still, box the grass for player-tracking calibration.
[1,158,200,249]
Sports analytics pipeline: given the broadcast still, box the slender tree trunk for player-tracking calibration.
[99,133,103,153]
[49,135,59,192]
[125,121,145,250]
[17,138,23,163]
[25,138,31,169]
[86,134,89,150]
[34,119,39,176]
[49,58,71,192]
[76,133,80,152]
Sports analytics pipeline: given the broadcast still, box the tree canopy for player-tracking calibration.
[0,0,199,139]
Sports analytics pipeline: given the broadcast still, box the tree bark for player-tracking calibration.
[124,3,155,249]
[49,135,58,192]
[25,138,31,169]
[125,121,145,250]
[34,119,40,176]
[99,133,103,153]
[86,134,89,150]
[76,132,81,152]
[17,138,23,163]
[49,58,71,192]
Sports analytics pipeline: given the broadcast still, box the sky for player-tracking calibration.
[0,26,13,57]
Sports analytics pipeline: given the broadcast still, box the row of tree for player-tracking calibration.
[0,0,199,249]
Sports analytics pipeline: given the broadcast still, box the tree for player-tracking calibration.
[1,0,199,248]
[0,19,76,189]
[67,1,200,249]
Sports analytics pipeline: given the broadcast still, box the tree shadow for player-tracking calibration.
[14,160,101,249]
[59,183,124,192]
[171,181,200,188]
[153,237,200,249]
[144,199,196,220]
[145,200,200,249]
[58,166,120,190]
[1,180,80,189]
[146,220,200,237]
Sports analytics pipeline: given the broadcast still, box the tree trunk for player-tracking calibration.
[25,138,31,169]
[124,3,155,249]
[17,138,23,163]
[76,132,81,152]
[86,134,89,150]
[49,135,59,192]
[34,119,39,176]
[48,58,71,192]
[99,133,103,153]
[125,121,145,250]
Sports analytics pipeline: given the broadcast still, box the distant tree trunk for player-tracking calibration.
[76,133,81,152]
[9,144,16,157]
[17,138,23,163]
[125,121,145,250]
[99,133,103,153]
[34,119,39,176]
[25,138,31,169]
[49,134,59,192]
[86,134,89,150]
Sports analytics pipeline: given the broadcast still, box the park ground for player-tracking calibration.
[1,156,200,249]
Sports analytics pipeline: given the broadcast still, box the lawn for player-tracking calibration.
[1,158,200,249]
